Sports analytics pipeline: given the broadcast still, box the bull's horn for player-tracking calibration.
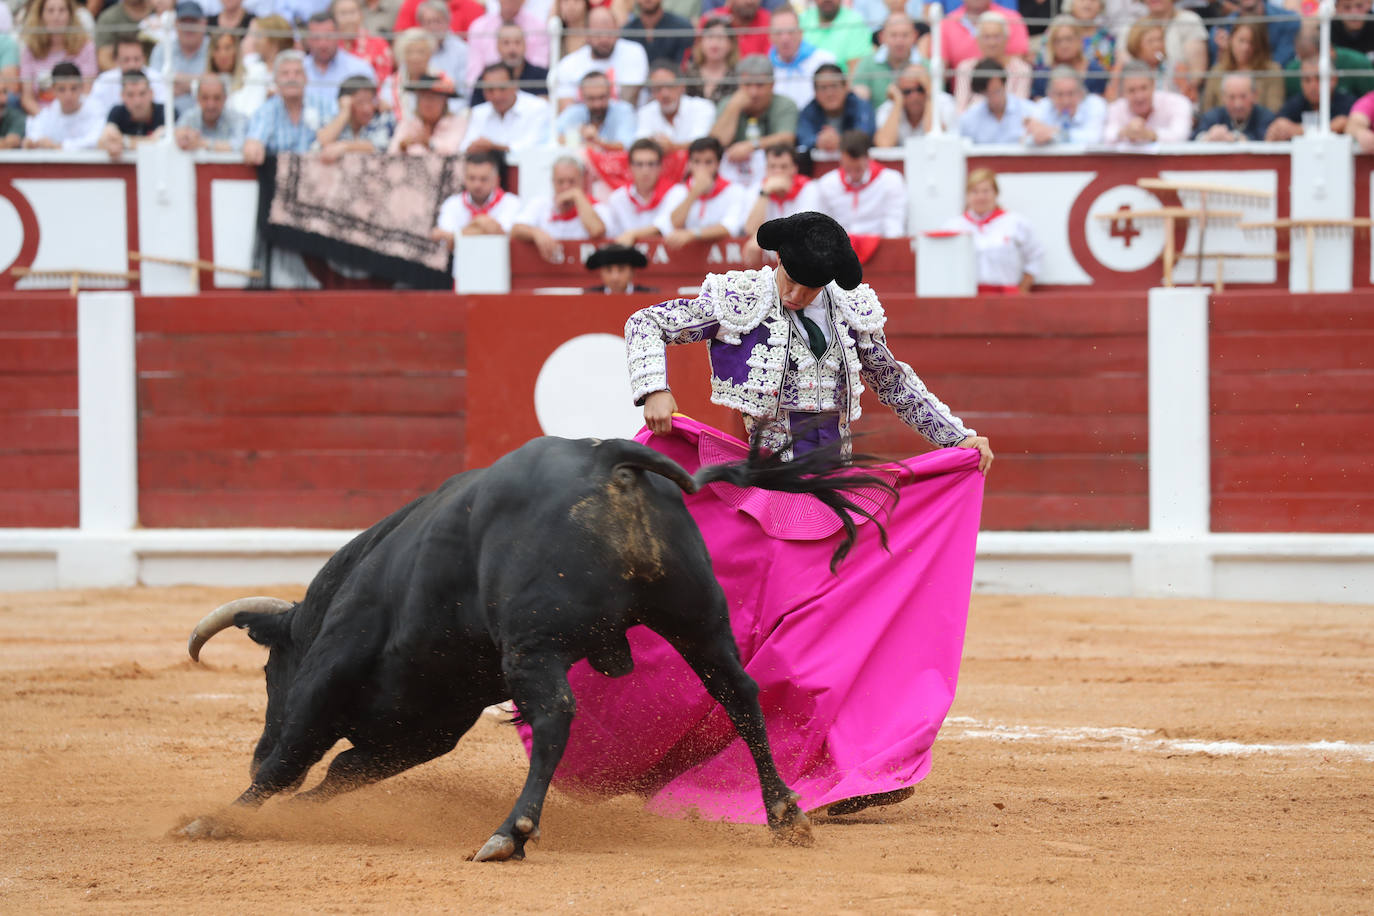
[187,596,292,663]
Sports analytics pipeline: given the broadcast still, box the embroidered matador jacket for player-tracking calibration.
[625,266,975,458]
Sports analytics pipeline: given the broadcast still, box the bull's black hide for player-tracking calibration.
[182,433,891,860]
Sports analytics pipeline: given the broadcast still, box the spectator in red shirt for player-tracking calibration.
[394,0,484,35]
[332,0,394,83]
[940,0,1029,68]
[700,0,771,59]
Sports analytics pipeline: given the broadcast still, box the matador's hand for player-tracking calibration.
[957,435,993,476]
[643,390,679,436]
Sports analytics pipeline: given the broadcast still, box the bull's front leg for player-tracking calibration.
[668,633,813,847]
[471,653,575,863]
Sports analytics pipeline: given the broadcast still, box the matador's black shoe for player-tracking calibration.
[825,786,916,817]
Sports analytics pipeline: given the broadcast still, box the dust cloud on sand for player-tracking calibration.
[1,586,1371,912]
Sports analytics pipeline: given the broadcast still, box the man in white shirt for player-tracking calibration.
[1023,68,1107,146]
[88,36,168,116]
[461,62,552,154]
[873,64,957,147]
[742,144,821,263]
[596,137,673,246]
[432,151,524,245]
[23,63,107,150]
[814,130,907,238]
[554,6,649,110]
[768,6,835,111]
[303,11,377,109]
[635,60,717,152]
[655,135,751,248]
[510,155,607,262]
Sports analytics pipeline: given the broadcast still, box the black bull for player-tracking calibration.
[183,433,892,860]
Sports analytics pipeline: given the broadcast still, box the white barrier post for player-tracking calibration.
[61,291,140,587]
[454,235,512,293]
[136,142,200,294]
[1289,132,1354,292]
[1137,286,1212,596]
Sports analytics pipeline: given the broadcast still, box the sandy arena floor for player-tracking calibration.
[1,586,1371,913]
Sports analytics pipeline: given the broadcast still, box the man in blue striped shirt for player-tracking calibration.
[243,51,339,165]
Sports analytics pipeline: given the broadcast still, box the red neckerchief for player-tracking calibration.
[693,175,730,220]
[964,208,1005,230]
[769,173,809,204]
[464,188,505,216]
[628,181,671,213]
[839,160,884,208]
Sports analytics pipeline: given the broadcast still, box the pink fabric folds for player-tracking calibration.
[528,417,985,823]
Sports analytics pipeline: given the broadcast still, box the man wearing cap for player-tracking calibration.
[388,71,463,154]
[585,244,656,294]
[626,210,993,468]
[315,74,395,158]
[149,1,211,117]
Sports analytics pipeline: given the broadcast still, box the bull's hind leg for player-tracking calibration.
[656,621,813,847]
[472,654,575,863]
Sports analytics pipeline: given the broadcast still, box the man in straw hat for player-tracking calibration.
[626,210,993,468]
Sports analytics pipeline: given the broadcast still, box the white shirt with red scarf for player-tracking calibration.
[654,176,750,237]
[516,196,596,239]
[595,181,675,239]
[760,174,822,222]
[942,208,1045,290]
[437,188,525,236]
[814,162,907,238]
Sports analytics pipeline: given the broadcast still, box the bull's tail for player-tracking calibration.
[609,425,898,573]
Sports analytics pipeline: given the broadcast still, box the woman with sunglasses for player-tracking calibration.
[873,62,956,146]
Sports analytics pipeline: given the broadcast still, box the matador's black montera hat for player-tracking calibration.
[756,211,863,291]
[585,243,649,271]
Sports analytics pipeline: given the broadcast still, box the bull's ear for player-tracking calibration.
[235,611,292,649]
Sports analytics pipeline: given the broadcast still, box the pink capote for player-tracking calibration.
[521,417,985,823]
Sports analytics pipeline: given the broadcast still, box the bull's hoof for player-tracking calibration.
[175,815,237,840]
[767,797,814,848]
[470,833,521,863]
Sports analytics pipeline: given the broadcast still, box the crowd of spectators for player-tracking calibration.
[3,0,1372,263]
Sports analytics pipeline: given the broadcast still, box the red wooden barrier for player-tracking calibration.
[0,295,79,526]
[135,292,467,528]
[1210,292,1374,533]
[857,292,1149,530]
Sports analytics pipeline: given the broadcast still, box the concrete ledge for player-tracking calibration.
[2,528,1372,605]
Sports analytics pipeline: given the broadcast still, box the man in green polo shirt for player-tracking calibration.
[800,0,876,72]
[1282,26,1374,100]
[852,12,922,103]
[711,54,800,169]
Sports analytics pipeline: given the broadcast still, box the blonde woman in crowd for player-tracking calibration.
[19,0,95,116]
[943,168,1044,295]
[1033,15,1110,99]
[229,13,293,119]
[1124,0,1206,102]
[953,11,1031,113]
[1201,21,1284,113]
[684,14,737,104]
[379,27,438,115]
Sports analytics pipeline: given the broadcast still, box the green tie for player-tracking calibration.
[797,313,827,358]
